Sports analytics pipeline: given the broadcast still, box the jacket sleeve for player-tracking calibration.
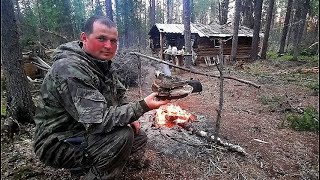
[54,63,150,134]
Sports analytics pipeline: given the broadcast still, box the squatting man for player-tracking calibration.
[33,15,170,179]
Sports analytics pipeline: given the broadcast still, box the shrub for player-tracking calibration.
[266,51,278,60]
[286,107,319,132]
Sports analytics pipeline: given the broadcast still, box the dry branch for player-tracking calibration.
[184,125,247,156]
[129,52,261,88]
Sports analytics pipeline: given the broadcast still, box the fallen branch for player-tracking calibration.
[160,129,227,151]
[130,52,260,88]
[184,125,247,156]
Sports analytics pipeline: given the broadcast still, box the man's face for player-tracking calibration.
[81,21,118,61]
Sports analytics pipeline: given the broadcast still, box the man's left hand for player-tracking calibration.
[130,121,141,135]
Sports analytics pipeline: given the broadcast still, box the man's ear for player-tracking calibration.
[80,32,87,42]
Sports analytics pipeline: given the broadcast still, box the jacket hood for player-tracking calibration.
[52,41,90,62]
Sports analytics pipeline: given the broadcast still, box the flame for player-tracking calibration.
[155,104,196,127]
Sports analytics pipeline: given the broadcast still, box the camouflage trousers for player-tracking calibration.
[34,126,148,180]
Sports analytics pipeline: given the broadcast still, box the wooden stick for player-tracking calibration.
[129,52,261,88]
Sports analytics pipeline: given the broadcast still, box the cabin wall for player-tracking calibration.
[195,37,253,64]
[150,33,254,64]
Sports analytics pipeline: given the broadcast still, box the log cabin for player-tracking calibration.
[148,22,262,65]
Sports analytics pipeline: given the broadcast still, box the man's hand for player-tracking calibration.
[130,121,141,135]
[144,92,170,110]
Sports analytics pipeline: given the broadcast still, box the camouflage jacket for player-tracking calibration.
[33,41,149,147]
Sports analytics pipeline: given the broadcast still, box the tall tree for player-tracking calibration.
[1,0,35,123]
[166,0,173,23]
[183,0,192,68]
[219,0,229,24]
[150,0,156,28]
[94,0,104,16]
[105,0,113,21]
[251,0,263,61]
[210,0,217,23]
[293,0,310,60]
[61,0,74,39]
[278,0,293,55]
[241,0,254,28]
[231,0,242,62]
[261,0,276,59]
[190,0,195,23]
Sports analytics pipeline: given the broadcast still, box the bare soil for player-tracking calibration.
[1,58,319,180]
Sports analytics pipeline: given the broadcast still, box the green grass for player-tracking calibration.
[267,51,319,66]
[286,107,319,132]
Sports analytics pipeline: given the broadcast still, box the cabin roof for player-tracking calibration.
[149,22,258,38]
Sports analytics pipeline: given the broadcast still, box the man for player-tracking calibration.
[33,15,170,179]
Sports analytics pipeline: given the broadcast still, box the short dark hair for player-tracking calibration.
[83,15,117,34]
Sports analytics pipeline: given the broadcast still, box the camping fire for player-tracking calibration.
[154,104,196,128]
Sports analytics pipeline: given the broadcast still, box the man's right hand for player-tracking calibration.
[144,92,170,110]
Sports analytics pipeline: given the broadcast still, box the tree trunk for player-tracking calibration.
[94,0,103,16]
[1,0,35,123]
[278,0,293,55]
[190,0,195,23]
[251,0,263,61]
[210,0,216,23]
[61,0,74,39]
[241,0,254,28]
[166,0,173,23]
[219,0,229,25]
[293,0,310,60]
[231,0,241,62]
[105,0,113,21]
[261,0,275,59]
[150,0,156,28]
[183,0,192,68]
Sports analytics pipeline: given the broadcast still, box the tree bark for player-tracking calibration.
[190,0,195,23]
[105,0,113,21]
[1,0,35,123]
[278,0,293,55]
[261,0,275,59]
[183,0,192,68]
[210,0,217,23]
[241,0,254,29]
[219,0,229,25]
[214,38,224,142]
[293,0,310,60]
[231,0,242,62]
[150,0,156,28]
[166,0,173,23]
[251,0,263,61]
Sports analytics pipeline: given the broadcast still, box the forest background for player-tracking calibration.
[5,0,320,56]
[1,0,319,179]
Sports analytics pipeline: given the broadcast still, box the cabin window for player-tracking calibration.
[213,39,220,48]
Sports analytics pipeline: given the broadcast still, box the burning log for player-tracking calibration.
[154,104,196,128]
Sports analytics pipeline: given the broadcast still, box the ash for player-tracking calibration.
[140,111,218,158]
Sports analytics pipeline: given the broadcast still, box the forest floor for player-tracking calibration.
[1,54,319,180]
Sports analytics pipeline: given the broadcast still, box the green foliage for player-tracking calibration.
[267,51,319,66]
[286,107,319,132]
[266,51,278,60]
